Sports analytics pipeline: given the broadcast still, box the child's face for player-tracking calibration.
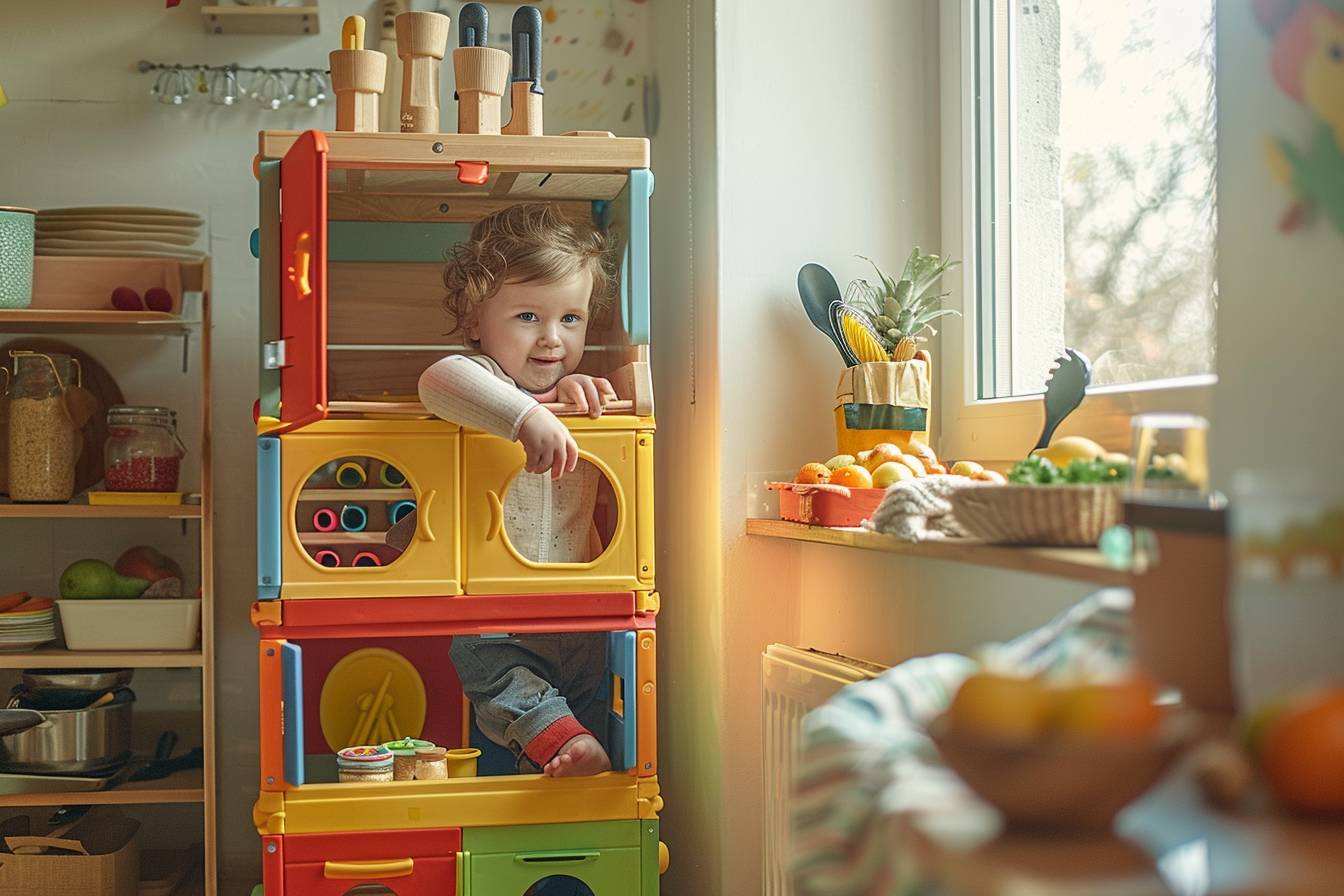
[468,270,593,393]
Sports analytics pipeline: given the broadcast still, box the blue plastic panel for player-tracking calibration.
[280,642,304,786]
[257,437,281,600]
[625,169,653,345]
[607,630,637,771]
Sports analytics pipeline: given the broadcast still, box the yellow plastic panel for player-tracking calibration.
[278,418,461,599]
[277,773,653,834]
[635,431,655,587]
[462,428,647,595]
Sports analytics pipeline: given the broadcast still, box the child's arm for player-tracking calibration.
[419,356,578,478]
[418,355,538,441]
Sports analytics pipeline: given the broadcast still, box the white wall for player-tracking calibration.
[1211,2,1343,485]
[0,2,656,890]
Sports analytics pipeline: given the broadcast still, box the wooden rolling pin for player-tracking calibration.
[395,11,450,133]
[329,16,387,133]
[453,3,510,135]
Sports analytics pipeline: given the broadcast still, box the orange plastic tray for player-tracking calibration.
[767,481,886,528]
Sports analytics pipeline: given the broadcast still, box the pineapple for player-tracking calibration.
[842,249,960,362]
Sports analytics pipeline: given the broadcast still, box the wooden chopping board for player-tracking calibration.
[0,339,124,496]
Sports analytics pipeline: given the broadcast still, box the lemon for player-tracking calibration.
[1033,436,1106,469]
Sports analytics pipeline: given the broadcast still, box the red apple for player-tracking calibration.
[144,286,174,313]
[114,546,183,583]
[110,286,142,311]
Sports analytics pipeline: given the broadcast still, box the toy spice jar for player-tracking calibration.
[413,745,448,780]
[382,738,434,781]
[104,406,186,492]
[337,745,394,783]
[7,351,80,503]
[445,746,482,778]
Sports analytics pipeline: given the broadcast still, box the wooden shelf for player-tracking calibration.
[745,518,1130,586]
[298,488,414,501]
[0,309,195,334]
[0,500,201,519]
[298,531,388,545]
[0,649,204,669]
[202,5,320,35]
[0,767,203,807]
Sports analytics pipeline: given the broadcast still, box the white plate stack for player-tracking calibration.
[35,207,204,260]
[0,601,57,653]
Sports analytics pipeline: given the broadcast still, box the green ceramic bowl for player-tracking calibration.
[0,207,35,309]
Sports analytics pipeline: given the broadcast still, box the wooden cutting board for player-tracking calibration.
[0,339,124,496]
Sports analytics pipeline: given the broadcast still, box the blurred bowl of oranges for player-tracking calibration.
[930,671,1198,831]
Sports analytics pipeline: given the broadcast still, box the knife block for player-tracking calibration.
[395,11,450,133]
[329,49,387,133]
[502,81,543,136]
[453,46,510,135]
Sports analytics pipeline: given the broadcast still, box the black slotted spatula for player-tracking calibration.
[1034,348,1092,451]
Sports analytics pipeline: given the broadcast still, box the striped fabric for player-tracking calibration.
[791,589,1134,895]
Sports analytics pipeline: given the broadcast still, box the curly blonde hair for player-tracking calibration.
[442,203,616,339]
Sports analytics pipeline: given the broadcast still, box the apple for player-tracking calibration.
[114,546,183,584]
[947,672,1056,743]
[863,443,905,473]
[872,461,915,488]
[1052,677,1162,740]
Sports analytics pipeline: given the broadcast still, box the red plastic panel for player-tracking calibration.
[277,614,654,642]
[284,827,462,862]
[278,129,328,433]
[277,592,637,630]
[286,857,456,896]
[262,835,284,896]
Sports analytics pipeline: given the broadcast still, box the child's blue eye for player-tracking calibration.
[517,312,539,322]
[562,313,582,324]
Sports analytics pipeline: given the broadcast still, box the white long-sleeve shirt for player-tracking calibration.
[418,354,601,563]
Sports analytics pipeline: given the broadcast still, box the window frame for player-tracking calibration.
[936,0,1215,464]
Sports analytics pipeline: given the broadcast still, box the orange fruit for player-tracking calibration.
[794,463,831,485]
[829,465,874,489]
[948,672,1055,743]
[1052,676,1162,740]
[1260,688,1344,815]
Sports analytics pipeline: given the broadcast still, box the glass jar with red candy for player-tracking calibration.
[104,405,186,492]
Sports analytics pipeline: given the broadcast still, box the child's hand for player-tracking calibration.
[518,406,579,479]
[555,374,617,419]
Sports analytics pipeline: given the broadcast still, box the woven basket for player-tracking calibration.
[950,484,1122,546]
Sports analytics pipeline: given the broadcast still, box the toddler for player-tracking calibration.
[418,202,619,777]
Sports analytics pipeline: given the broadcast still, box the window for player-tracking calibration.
[974,0,1217,398]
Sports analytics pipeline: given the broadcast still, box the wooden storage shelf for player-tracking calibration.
[0,767,204,808]
[0,649,205,669]
[298,488,414,501]
[201,5,319,35]
[297,531,388,545]
[0,500,201,519]
[745,518,1130,586]
[0,309,194,334]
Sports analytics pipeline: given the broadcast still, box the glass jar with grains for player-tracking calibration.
[8,351,80,503]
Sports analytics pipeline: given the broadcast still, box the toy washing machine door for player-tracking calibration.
[273,420,462,600]
[461,429,652,596]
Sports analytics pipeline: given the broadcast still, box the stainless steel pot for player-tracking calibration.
[0,700,132,774]
[21,668,134,694]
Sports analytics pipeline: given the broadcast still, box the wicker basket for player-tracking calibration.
[950,484,1122,546]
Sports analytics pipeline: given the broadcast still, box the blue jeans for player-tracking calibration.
[450,632,608,772]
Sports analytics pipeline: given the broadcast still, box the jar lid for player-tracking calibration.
[337,745,393,766]
[414,746,447,761]
[382,738,434,755]
[108,405,176,417]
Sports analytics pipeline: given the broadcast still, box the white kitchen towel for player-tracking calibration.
[864,476,978,541]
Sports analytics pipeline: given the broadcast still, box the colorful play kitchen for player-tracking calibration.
[251,6,661,895]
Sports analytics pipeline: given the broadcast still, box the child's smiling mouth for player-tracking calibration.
[529,356,564,367]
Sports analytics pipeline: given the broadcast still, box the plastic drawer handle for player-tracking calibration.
[324,858,415,879]
[486,490,503,542]
[516,851,600,865]
[288,231,313,300]
[417,489,436,542]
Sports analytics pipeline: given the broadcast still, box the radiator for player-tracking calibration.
[761,644,888,896]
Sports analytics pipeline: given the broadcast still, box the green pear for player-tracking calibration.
[59,559,150,600]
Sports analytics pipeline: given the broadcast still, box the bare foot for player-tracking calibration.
[542,734,611,777]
